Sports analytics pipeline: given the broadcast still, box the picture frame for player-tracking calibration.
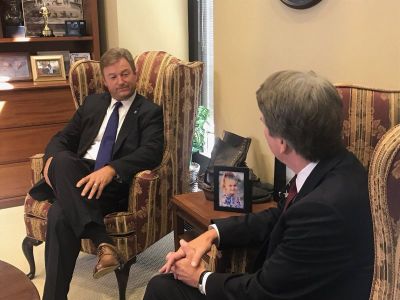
[214,166,251,213]
[30,55,66,82]
[0,52,31,81]
[69,52,91,66]
[37,50,70,75]
[65,20,86,36]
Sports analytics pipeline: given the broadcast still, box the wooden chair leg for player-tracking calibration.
[115,256,137,300]
[22,236,43,279]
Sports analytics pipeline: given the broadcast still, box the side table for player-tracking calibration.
[171,191,276,249]
[0,260,40,300]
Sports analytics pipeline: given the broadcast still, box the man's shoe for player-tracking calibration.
[93,243,122,279]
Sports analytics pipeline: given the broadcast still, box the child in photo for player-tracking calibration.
[219,172,244,208]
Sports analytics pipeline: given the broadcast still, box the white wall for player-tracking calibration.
[214,0,400,183]
[99,0,188,60]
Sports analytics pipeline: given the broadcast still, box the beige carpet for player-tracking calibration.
[0,205,174,300]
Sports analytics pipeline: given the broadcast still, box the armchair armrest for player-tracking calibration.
[128,169,160,251]
[30,153,45,185]
[128,170,159,212]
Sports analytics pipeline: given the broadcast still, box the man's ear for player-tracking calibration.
[279,138,290,155]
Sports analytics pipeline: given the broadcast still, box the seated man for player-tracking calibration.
[29,47,164,300]
[144,70,374,300]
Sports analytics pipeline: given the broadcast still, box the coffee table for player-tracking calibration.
[0,260,40,300]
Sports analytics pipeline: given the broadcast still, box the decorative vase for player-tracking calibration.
[189,162,200,185]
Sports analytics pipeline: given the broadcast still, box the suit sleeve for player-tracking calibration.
[213,206,281,249]
[43,103,85,163]
[206,201,352,300]
[108,103,164,183]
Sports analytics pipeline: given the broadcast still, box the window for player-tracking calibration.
[188,0,214,156]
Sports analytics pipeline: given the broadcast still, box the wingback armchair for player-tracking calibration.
[22,51,203,299]
[368,124,400,300]
[214,85,400,274]
[336,85,400,169]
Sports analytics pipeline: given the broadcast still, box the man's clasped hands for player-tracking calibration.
[159,228,218,287]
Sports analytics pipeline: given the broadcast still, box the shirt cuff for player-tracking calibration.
[208,224,220,246]
[199,271,213,295]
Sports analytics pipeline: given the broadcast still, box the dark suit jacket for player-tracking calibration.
[29,92,164,200]
[208,149,374,300]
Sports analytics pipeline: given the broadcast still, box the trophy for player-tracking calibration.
[39,4,54,37]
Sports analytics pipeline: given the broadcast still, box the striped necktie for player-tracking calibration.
[283,175,297,212]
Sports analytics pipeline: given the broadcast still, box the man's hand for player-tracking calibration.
[171,240,205,288]
[43,157,53,189]
[159,228,218,273]
[76,165,116,199]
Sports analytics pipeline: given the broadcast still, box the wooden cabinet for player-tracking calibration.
[0,0,100,208]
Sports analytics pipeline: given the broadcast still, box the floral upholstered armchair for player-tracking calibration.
[22,51,203,300]
[368,124,400,300]
[337,86,400,299]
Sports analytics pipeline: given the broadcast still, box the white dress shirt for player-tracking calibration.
[84,92,136,160]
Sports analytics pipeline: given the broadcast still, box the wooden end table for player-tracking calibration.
[171,191,276,249]
[0,260,40,300]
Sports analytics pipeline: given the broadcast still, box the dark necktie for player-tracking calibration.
[94,101,122,170]
[283,175,297,212]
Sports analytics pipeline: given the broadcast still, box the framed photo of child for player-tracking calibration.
[213,166,251,213]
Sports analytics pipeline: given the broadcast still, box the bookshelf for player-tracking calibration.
[0,0,100,208]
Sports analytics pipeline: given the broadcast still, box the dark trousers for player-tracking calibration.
[42,151,129,300]
[143,273,206,300]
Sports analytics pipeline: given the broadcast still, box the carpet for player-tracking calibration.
[0,205,174,300]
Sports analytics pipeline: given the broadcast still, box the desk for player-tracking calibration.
[171,191,276,249]
[0,260,40,300]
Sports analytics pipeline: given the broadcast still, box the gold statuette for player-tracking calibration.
[39,4,54,37]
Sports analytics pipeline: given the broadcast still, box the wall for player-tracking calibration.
[99,0,188,60]
[214,0,400,183]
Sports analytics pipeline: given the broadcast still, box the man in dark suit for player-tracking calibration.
[30,47,164,300]
[144,70,374,300]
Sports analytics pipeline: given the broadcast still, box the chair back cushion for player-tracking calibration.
[69,60,105,108]
[131,51,203,248]
[336,85,400,169]
[134,51,203,196]
[368,124,400,300]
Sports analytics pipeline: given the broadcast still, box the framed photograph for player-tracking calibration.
[30,55,66,82]
[37,50,70,75]
[214,166,251,213]
[22,0,84,37]
[65,20,86,36]
[0,52,31,81]
[69,52,91,66]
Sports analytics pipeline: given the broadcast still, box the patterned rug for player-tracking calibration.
[69,232,174,300]
[0,206,174,300]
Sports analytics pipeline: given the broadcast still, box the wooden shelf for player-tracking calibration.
[0,36,94,44]
[0,80,69,91]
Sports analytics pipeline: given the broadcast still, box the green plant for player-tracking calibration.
[192,105,210,154]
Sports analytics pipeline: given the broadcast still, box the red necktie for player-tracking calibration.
[283,176,297,212]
